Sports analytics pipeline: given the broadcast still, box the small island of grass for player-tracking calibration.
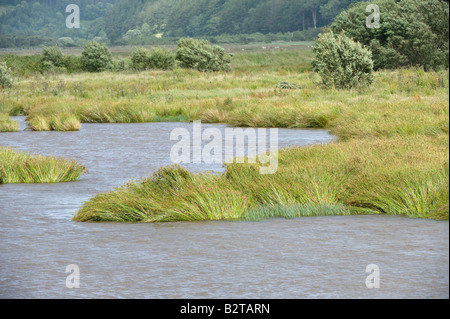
[0,147,87,184]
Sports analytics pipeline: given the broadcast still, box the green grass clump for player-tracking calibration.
[28,114,81,131]
[0,113,19,132]
[0,147,87,184]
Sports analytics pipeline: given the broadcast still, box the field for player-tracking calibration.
[0,47,448,221]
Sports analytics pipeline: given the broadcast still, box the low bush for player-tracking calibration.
[148,47,175,70]
[63,55,84,74]
[312,31,374,89]
[131,47,175,71]
[130,47,150,71]
[81,41,114,72]
[42,46,65,68]
[176,38,231,72]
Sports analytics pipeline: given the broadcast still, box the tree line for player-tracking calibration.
[100,0,360,42]
[0,0,359,47]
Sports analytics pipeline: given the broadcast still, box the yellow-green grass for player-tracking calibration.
[0,113,19,132]
[28,114,81,131]
[0,67,447,135]
[0,51,447,221]
[73,134,448,222]
[68,67,449,222]
[0,147,87,184]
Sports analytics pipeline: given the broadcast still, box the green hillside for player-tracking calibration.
[0,0,360,48]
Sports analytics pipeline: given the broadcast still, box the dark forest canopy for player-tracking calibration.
[95,0,360,40]
[1,0,448,48]
[0,0,361,47]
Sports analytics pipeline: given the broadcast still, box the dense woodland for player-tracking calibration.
[0,0,360,47]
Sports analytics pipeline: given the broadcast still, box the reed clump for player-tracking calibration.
[0,113,19,132]
[28,114,81,131]
[0,147,87,184]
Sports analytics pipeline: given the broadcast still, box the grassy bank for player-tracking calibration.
[0,147,87,184]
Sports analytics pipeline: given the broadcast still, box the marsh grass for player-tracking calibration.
[28,114,81,131]
[74,132,449,222]
[242,203,351,221]
[231,50,314,73]
[354,169,449,219]
[72,67,449,223]
[1,50,448,222]
[0,147,87,184]
[3,66,446,136]
[0,113,19,132]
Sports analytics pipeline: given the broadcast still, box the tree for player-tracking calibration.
[331,0,449,70]
[304,0,327,29]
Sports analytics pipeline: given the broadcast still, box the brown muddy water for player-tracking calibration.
[0,117,448,299]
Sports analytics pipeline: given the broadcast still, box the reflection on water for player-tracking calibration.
[0,118,448,299]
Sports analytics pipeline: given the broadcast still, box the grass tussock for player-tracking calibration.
[0,147,87,184]
[0,113,19,132]
[28,114,81,131]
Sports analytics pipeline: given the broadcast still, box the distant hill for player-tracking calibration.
[0,0,360,48]
[98,0,360,41]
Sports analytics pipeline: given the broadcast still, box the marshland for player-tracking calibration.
[1,46,448,298]
[2,50,448,221]
[0,0,448,299]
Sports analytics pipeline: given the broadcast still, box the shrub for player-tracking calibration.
[175,38,231,72]
[81,41,113,72]
[148,47,175,70]
[0,54,45,75]
[312,31,374,89]
[42,46,65,68]
[0,62,13,88]
[115,59,127,72]
[131,47,176,71]
[130,47,150,71]
[63,55,83,74]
